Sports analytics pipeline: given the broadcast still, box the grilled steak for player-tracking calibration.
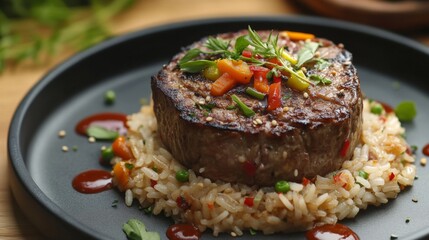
[151,30,363,186]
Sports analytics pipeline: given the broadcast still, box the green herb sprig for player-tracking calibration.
[122,219,160,240]
[0,0,134,72]
[179,26,333,88]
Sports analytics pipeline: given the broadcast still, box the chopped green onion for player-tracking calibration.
[226,105,236,110]
[176,170,189,182]
[370,105,383,115]
[411,145,418,154]
[104,90,116,104]
[86,125,119,140]
[125,163,134,170]
[101,146,115,162]
[142,205,153,214]
[245,87,266,100]
[395,101,417,122]
[358,170,369,179]
[231,94,255,117]
[249,228,257,235]
[275,180,290,193]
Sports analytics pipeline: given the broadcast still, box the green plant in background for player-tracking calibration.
[0,0,135,72]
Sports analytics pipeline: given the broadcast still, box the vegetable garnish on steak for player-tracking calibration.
[151,27,363,186]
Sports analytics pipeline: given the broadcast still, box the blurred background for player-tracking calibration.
[0,0,428,238]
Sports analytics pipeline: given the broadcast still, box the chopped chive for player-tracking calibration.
[231,94,255,117]
[86,125,119,140]
[249,228,257,235]
[125,163,134,170]
[142,205,153,214]
[111,199,119,207]
[358,170,369,179]
[245,87,266,100]
[101,146,114,161]
[411,145,418,154]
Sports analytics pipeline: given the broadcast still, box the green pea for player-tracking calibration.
[176,170,189,182]
[104,90,116,104]
[358,170,369,179]
[395,101,417,122]
[275,180,290,193]
[370,105,383,115]
[101,146,114,161]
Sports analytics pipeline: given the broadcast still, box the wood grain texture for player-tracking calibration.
[0,0,428,239]
[299,0,429,30]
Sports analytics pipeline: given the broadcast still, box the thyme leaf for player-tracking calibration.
[309,74,332,85]
[296,42,319,68]
[179,48,202,65]
[179,60,215,73]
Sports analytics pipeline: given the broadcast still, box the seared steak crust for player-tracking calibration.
[151,31,363,186]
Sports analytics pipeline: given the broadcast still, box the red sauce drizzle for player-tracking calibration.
[72,170,113,194]
[75,112,127,136]
[166,224,201,240]
[423,144,429,156]
[379,101,394,114]
[306,224,360,240]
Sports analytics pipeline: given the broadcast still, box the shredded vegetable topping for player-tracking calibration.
[179,26,333,115]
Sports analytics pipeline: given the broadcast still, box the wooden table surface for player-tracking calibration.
[1,0,428,239]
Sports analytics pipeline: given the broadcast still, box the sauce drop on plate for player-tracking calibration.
[166,224,201,240]
[379,101,394,114]
[306,224,359,240]
[72,170,113,194]
[75,112,127,136]
[423,144,429,156]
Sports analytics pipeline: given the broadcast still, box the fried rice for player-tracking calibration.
[111,99,416,236]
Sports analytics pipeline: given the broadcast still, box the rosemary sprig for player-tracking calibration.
[0,0,134,72]
[246,26,313,85]
[179,26,318,86]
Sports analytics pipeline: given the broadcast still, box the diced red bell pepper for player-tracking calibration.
[249,65,270,94]
[267,58,282,69]
[150,179,157,187]
[244,197,254,207]
[302,177,311,186]
[273,75,282,83]
[242,50,252,58]
[389,172,395,181]
[340,139,350,157]
[267,82,282,111]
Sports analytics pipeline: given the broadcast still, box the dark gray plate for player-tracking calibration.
[8,16,429,240]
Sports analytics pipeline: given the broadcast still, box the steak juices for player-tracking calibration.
[151,28,362,186]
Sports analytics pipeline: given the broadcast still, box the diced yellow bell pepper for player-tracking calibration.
[203,65,221,81]
[286,70,309,91]
[280,48,297,65]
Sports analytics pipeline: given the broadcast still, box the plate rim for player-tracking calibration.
[8,15,429,240]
